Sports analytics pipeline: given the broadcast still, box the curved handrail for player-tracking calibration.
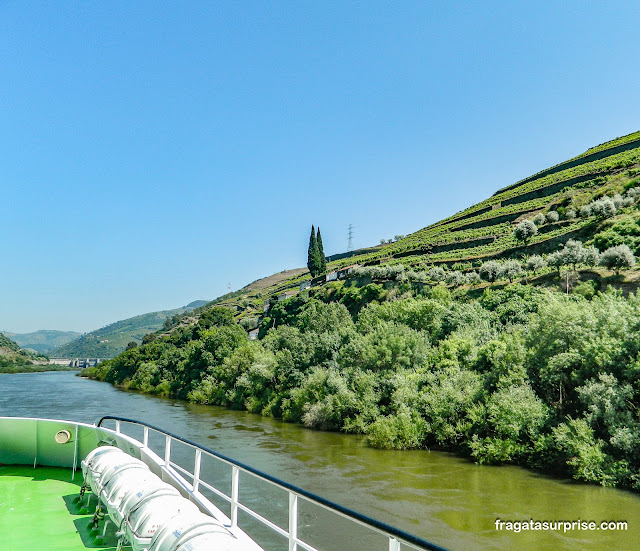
[98,415,449,551]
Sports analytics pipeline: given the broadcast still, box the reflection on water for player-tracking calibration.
[1,371,638,550]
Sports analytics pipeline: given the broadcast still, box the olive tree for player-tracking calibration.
[546,210,560,223]
[598,245,636,274]
[479,260,500,282]
[561,240,586,271]
[533,213,546,226]
[446,271,466,287]
[612,195,624,210]
[582,246,600,267]
[525,255,546,274]
[547,250,565,275]
[466,271,482,284]
[579,204,593,218]
[498,260,522,283]
[428,266,446,282]
[590,198,617,219]
[513,219,538,245]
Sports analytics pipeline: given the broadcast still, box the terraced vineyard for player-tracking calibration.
[175,131,640,323]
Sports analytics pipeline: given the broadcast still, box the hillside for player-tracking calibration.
[161,130,640,323]
[49,300,208,358]
[85,130,640,491]
[0,333,48,371]
[2,330,81,354]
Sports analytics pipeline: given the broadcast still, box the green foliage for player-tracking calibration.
[307,225,320,277]
[546,250,564,274]
[593,217,640,254]
[598,244,636,274]
[445,270,465,287]
[498,260,522,282]
[533,213,546,226]
[470,384,548,464]
[366,407,426,449]
[90,283,640,490]
[546,210,559,223]
[552,418,608,484]
[525,255,546,273]
[316,227,327,273]
[513,219,538,244]
[428,266,446,282]
[339,321,429,372]
[561,239,586,270]
[419,366,483,447]
[479,261,500,282]
[573,279,598,299]
[307,225,326,277]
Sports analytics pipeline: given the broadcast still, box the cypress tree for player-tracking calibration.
[307,225,319,276]
[316,227,327,274]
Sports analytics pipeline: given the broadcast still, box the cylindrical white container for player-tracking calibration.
[124,494,200,551]
[149,510,246,551]
[84,448,139,494]
[93,456,148,498]
[81,446,126,487]
[103,469,170,525]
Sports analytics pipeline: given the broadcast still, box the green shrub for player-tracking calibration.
[366,407,426,449]
[573,280,598,299]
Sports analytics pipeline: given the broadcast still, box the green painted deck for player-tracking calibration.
[0,465,131,551]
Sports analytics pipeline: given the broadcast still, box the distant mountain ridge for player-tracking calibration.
[49,300,208,359]
[2,330,81,354]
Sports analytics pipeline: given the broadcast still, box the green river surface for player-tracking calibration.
[1,371,638,550]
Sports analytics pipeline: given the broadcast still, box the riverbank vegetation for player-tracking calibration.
[0,364,77,373]
[85,284,640,491]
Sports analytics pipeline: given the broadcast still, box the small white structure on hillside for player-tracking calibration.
[325,265,359,282]
[278,291,297,301]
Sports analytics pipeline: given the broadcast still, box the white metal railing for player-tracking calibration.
[99,416,447,551]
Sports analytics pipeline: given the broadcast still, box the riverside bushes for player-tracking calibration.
[86,288,640,491]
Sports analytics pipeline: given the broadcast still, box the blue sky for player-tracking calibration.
[1,1,639,333]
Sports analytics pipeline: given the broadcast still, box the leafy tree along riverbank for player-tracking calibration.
[84,285,640,492]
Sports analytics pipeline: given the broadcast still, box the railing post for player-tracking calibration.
[389,537,400,551]
[143,427,149,448]
[230,465,239,528]
[165,435,172,466]
[115,420,121,433]
[193,449,202,492]
[288,492,298,551]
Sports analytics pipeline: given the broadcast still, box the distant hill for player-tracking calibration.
[2,330,81,354]
[49,300,208,359]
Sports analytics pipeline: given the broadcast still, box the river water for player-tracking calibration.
[0,371,638,550]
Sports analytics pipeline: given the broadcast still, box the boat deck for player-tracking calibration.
[0,465,132,551]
